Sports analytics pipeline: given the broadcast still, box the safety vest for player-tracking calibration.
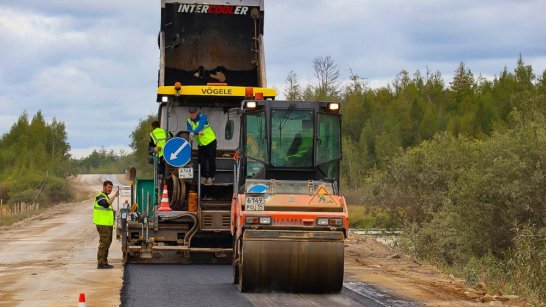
[187,114,216,146]
[150,127,167,158]
[93,192,114,226]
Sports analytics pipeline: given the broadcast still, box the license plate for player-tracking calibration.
[245,197,265,211]
[178,167,193,179]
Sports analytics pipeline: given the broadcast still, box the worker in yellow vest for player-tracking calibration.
[149,120,169,178]
[187,107,217,185]
[93,180,118,269]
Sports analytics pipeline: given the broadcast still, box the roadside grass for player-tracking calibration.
[0,182,84,228]
[348,204,400,229]
[344,189,403,229]
[0,206,49,227]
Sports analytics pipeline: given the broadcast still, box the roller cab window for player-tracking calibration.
[317,113,341,179]
[271,109,314,168]
[244,111,267,177]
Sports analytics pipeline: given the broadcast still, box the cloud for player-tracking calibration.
[265,0,546,90]
[0,4,158,150]
[1,0,545,157]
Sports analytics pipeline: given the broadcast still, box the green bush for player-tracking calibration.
[462,253,508,293]
[43,177,73,203]
[8,188,45,204]
[361,112,546,301]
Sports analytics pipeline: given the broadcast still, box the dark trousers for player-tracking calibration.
[157,156,166,177]
[96,225,113,265]
[198,140,217,178]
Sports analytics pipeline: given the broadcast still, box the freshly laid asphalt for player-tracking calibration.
[121,264,416,307]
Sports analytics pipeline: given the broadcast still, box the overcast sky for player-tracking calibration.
[1,0,545,158]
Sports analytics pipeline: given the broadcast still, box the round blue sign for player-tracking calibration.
[163,137,192,167]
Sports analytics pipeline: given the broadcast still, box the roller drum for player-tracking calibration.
[238,230,344,293]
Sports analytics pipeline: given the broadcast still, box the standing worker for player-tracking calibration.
[149,120,169,179]
[94,180,118,269]
[187,107,217,184]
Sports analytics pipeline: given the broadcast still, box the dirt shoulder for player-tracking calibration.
[344,231,525,306]
[0,175,123,306]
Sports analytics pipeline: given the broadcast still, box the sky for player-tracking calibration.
[0,0,545,158]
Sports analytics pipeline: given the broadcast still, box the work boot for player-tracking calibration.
[97,264,114,269]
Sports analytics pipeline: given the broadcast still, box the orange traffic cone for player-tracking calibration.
[78,293,87,307]
[158,184,172,211]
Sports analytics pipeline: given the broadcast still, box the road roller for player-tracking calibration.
[231,99,349,292]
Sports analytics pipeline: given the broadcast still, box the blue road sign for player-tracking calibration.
[163,137,192,167]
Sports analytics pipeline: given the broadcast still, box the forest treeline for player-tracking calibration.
[284,56,546,188]
[0,112,73,204]
[0,111,154,205]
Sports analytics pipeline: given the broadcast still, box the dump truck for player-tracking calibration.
[231,99,348,292]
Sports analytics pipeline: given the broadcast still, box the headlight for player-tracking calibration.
[317,217,343,226]
[259,217,272,225]
[317,218,329,226]
[246,101,257,109]
[328,103,340,111]
[246,216,271,225]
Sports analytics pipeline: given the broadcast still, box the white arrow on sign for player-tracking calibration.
[170,142,189,160]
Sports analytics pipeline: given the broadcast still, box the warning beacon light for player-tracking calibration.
[174,82,182,91]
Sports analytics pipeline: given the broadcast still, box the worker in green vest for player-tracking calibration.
[94,180,118,269]
[149,120,169,178]
[187,107,217,185]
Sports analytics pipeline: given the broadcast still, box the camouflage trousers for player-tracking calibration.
[96,225,113,265]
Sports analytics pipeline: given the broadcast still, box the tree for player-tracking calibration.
[130,115,156,177]
[514,54,534,92]
[283,70,302,100]
[313,56,340,100]
[450,62,475,95]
